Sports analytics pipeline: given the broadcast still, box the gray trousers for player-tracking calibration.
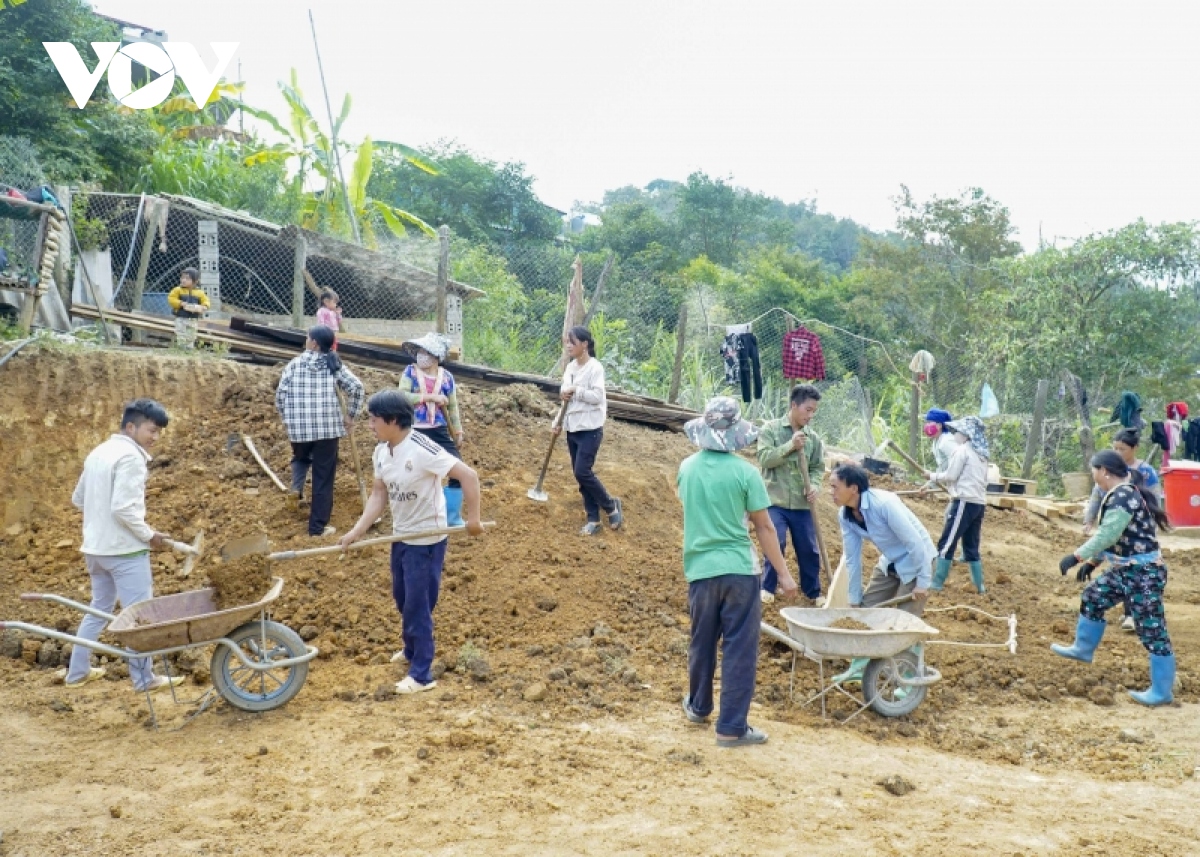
[863,559,926,618]
[66,553,155,690]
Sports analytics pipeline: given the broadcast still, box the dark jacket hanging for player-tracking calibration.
[737,332,762,403]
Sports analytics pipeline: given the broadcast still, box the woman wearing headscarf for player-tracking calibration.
[275,325,365,536]
[1054,450,1176,707]
[925,416,989,594]
[923,408,957,472]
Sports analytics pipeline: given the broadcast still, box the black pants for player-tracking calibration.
[415,425,462,488]
[566,428,615,522]
[291,438,339,535]
[737,332,762,403]
[936,498,984,562]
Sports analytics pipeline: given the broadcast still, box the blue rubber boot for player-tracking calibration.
[1050,615,1106,663]
[831,657,869,686]
[444,486,464,527]
[1129,654,1175,707]
[930,558,952,591]
[968,560,986,594]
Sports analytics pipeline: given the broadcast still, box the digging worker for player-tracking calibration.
[339,390,484,695]
[828,462,934,686]
[1054,450,1176,707]
[1081,428,1161,632]
[925,416,990,594]
[756,383,825,606]
[275,324,365,537]
[678,396,796,748]
[62,399,185,693]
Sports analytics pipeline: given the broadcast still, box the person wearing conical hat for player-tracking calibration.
[399,332,466,527]
[925,416,989,594]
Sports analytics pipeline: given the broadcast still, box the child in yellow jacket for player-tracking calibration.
[166,267,209,349]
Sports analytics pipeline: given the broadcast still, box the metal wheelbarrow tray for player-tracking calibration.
[2,577,317,716]
[769,607,943,720]
[107,577,286,652]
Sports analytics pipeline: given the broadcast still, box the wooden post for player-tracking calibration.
[1021,379,1049,479]
[16,212,50,335]
[861,384,877,451]
[52,185,71,306]
[436,225,450,333]
[581,254,615,327]
[129,202,158,344]
[908,371,921,461]
[668,302,688,404]
[1062,370,1095,464]
[291,232,307,330]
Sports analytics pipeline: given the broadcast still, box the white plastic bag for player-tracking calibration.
[980,383,1000,418]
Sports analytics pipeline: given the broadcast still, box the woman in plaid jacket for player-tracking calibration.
[275,325,365,536]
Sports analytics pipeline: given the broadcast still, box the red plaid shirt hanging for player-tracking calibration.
[782,327,825,380]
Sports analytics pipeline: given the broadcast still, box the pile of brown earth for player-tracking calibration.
[1,347,1196,781]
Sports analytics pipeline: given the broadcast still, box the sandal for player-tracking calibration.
[716,725,768,747]
[681,695,709,724]
[395,676,437,694]
[580,522,602,536]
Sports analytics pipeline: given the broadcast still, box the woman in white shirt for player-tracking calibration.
[925,416,990,594]
[552,326,624,535]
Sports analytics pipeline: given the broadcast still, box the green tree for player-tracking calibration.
[0,0,157,186]
[369,142,560,243]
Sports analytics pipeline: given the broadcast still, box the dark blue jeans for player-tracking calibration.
[687,574,761,737]
[390,539,448,684]
[566,428,615,523]
[761,506,822,599]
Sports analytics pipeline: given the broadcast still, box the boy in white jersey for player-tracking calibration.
[340,390,484,693]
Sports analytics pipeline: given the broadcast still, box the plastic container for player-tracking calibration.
[1160,460,1200,527]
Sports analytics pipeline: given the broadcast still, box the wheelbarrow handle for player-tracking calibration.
[267,522,496,561]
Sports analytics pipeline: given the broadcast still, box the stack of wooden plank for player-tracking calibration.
[985,492,1085,520]
[68,306,700,432]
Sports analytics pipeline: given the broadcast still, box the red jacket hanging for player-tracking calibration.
[782,327,826,380]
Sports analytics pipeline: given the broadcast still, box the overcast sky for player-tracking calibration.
[89,0,1200,249]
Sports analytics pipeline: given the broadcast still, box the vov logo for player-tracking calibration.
[43,42,239,110]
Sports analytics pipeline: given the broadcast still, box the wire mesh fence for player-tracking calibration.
[0,137,51,318]
[65,191,1183,494]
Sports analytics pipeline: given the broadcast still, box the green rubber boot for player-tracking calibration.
[968,560,986,594]
[831,657,869,686]
[930,557,952,591]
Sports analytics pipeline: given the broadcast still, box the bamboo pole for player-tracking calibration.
[668,303,688,405]
[1021,379,1049,479]
[436,225,449,334]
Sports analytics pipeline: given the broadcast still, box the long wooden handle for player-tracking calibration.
[267,522,496,561]
[799,465,832,584]
[242,433,289,493]
[532,402,569,492]
[336,388,368,508]
[886,439,926,475]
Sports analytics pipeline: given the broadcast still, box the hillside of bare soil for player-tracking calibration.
[1,345,1197,856]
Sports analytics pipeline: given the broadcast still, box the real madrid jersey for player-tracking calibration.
[373,431,458,545]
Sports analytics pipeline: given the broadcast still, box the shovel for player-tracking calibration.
[527,401,568,503]
[176,530,205,578]
[220,522,495,563]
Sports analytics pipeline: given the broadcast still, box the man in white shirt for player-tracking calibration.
[340,390,484,694]
[64,399,184,693]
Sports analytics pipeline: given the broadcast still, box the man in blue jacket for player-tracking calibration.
[828,462,935,685]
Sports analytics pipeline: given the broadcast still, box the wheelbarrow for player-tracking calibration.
[761,606,943,720]
[1,577,316,723]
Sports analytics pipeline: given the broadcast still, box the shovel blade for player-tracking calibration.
[526,487,549,503]
[220,533,270,562]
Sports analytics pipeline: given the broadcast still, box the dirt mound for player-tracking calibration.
[0,346,1197,783]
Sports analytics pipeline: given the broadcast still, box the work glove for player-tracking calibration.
[1059,553,1080,576]
[1076,560,1100,583]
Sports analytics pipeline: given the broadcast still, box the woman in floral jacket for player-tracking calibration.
[1054,450,1176,707]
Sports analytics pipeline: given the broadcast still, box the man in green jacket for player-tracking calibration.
[757,384,825,604]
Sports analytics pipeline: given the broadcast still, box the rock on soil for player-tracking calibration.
[877,775,916,796]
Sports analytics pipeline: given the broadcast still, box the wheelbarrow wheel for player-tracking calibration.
[210,620,309,712]
[862,651,926,718]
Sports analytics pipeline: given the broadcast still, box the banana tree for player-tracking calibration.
[243,70,436,245]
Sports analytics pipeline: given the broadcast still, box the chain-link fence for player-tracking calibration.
[0,137,50,322]
[69,191,1184,494]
